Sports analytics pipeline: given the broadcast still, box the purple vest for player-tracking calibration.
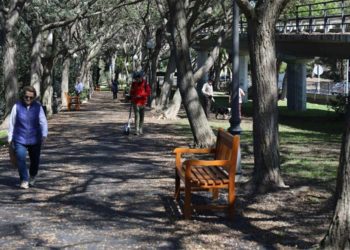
[13,101,42,145]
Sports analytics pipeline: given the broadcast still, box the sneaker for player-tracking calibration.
[20,181,29,189]
[29,177,36,186]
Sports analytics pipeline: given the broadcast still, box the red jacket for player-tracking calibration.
[130,78,151,106]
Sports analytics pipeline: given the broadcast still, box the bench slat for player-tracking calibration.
[180,165,228,187]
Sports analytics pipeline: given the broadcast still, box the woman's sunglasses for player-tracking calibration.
[24,96,34,100]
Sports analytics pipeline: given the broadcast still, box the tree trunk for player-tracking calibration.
[248,18,285,192]
[213,50,222,91]
[163,88,181,119]
[280,68,288,100]
[168,0,216,147]
[41,31,55,117]
[157,48,176,111]
[320,101,350,249]
[0,0,27,123]
[80,59,92,91]
[30,30,43,96]
[61,56,70,107]
[2,29,18,119]
[150,27,163,108]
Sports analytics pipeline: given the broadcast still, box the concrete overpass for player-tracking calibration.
[193,0,350,111]
[196,33,350,110]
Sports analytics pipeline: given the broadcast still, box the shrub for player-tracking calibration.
[328,94,347,116]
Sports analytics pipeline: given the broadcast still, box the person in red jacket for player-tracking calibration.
[130,71,151,135]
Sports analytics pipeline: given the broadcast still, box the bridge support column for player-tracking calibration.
[286,60,307,111]
[239,55,249,102]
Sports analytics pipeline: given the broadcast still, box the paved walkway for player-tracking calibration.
[0,91,259,249]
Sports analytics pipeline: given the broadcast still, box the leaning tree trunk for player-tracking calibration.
[168,0,216,147]
[163,88,181,119]
[248,18,286,192]
[320,101,350,249]
[157,48,176,112]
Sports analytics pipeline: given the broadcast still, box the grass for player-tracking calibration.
[176,100,344,184]
[0,130,7,146]
[244,101,342,182]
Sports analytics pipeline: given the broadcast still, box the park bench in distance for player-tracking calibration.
[64,92,80,111]
[173,128,240,219]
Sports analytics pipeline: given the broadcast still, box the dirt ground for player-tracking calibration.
[0,91,333,249]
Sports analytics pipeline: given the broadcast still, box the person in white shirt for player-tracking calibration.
[8,86,48,189]
[74,77,84,96]
[239,87,245,118]
[201,79,214,118]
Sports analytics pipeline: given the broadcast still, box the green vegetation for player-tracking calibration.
[0,130,7,146]
[243,100,342,181]
[176,101,343,185]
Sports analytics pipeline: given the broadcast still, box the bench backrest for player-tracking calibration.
[214,128,240,175]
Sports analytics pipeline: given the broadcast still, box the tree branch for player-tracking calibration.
[234,0,255,19]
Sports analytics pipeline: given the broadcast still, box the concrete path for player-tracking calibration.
[0,91,260,249]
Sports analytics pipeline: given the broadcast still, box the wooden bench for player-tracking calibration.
[64,92,80,111]
[174,128,240,219]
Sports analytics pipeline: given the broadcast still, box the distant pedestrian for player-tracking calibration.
[74,77,84,96]
[129,71,151,135]
[239,87,245,118]
[111,78,119,100]
[201,79,214,118]
[8,86,48,189]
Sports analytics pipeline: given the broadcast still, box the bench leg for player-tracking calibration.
[228,187,235,219]
[67,102,71,111]
[212,188,219,200]
[184,181,192,219]
[175,170,180,201]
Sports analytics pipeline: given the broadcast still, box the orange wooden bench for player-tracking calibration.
[174,128,240,219]
[64,92,80,111]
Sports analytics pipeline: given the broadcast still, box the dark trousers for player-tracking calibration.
[203,96,212,118]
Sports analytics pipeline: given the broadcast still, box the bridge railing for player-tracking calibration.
[198,0,350,37]
[276,0,350,34]
[236,0,350,34]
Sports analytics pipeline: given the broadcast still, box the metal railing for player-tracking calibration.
[277,0,350,34]
[236,0,350,34]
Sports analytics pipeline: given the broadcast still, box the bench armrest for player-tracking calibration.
[174,147,216,169]
[174,147,215,154]
[184,159,230,167]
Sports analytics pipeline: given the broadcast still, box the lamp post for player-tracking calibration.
[229,0,242,176]
[229,0,241,135]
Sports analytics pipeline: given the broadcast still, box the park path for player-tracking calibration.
[0,91,259,249]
